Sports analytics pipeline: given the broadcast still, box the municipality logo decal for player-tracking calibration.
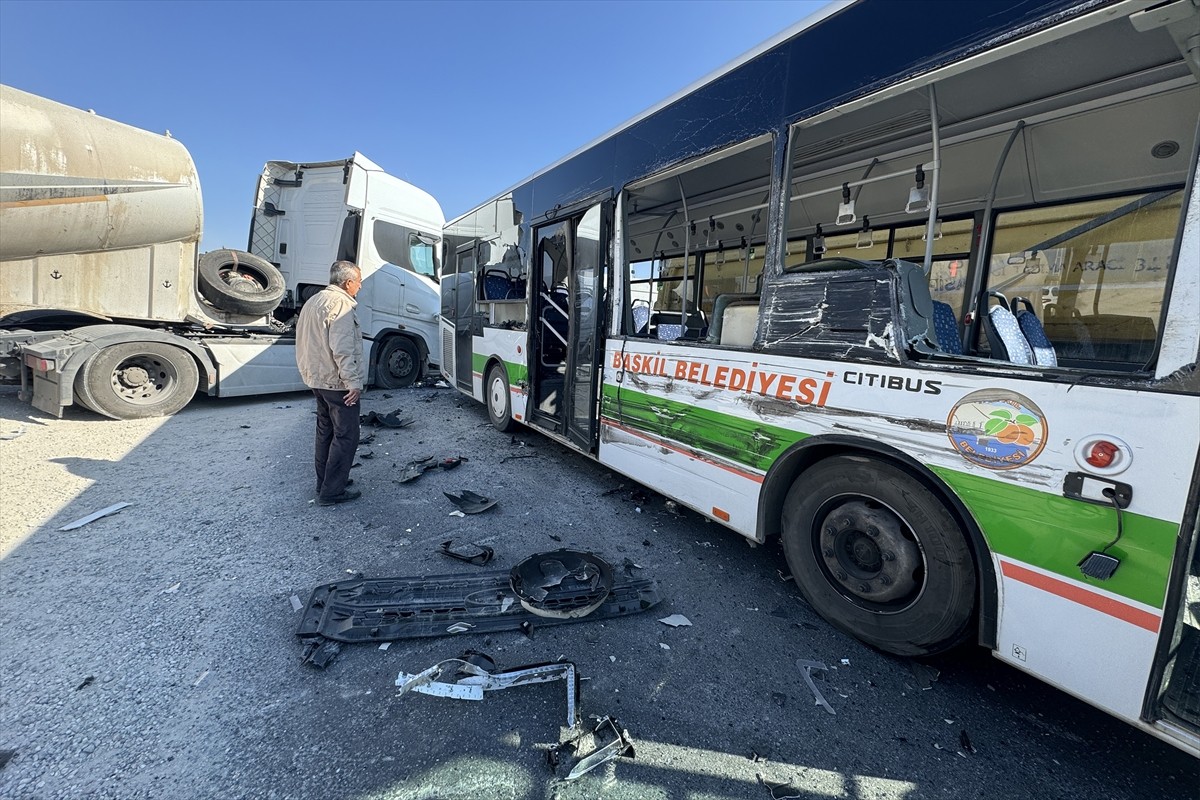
[946,389,1047,470]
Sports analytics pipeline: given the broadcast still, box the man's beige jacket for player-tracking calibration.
[295,284,365,391]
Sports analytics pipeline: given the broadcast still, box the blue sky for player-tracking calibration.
[1,0,830,250]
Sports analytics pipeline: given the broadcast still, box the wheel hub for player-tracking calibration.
[388,349,413,376]
[818,499,920,604]
[221,270,260,290]
[118,365,150,389]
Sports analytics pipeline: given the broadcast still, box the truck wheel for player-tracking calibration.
[375,336,420,389]
[780,455,976,656]
[75,342,199,419]
[197,249,286,316]
[485,364,517,432]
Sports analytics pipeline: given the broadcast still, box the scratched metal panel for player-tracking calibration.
[759,266,898,361]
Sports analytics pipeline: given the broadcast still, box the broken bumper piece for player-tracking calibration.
[550,715,635,781]
[297,564,661,645]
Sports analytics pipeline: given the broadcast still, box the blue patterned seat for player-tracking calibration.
[984,300,1034,364]
[931,301,963,354]
[1012,298,1057,366]
[632,303,650,334]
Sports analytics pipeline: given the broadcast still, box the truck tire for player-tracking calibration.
[374,336,421,389]
[75,342,199,419]
[197,249,286,316]
[780,455,976,656]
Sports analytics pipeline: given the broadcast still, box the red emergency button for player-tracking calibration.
[1086,441,1119,469]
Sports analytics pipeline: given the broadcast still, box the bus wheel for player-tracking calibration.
[485,364,517,432]
[781,455,975,656]
[375,336,420,389]
[75,342,199,420]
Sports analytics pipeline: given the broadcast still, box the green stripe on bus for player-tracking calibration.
[930,466,1173,610]
[603,383,1173,610]
[600,383,807,471]
[472,353,528,384]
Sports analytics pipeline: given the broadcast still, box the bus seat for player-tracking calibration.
[657,323,684,341]
[632,302,650,334]
[706,292,758,344]
[720,301,759,347]
[931,301,963,354]
[983,293,1034,365]
[651,310,705,341]
[484,270,514,300]
[1012,297,1057,366]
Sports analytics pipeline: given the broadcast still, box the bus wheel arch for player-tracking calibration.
[484,359,517,432]
[761,438,997,654]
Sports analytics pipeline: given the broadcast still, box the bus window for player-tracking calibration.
[624,135,773,342]
[982,190,1184,367]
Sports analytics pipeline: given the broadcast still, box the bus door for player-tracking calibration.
[529,202,608,449]
[449,243,476,392]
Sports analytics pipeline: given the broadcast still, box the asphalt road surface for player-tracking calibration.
[1,383,1196,800]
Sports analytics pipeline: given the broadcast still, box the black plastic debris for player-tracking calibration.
[959,729,976,754]
[295,558,662,661]
[299,637,343,668]
[76,675,95,691]
[397,456,464,484]
[439,539,495,566]
[361,410,414,428]
[762,778,803,799]
[444,489,496,515]
[0,750,14,771]
[908,660,940,690]
[511,550,613,619]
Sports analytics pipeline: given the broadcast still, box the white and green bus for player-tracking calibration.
[440,0,1200,755]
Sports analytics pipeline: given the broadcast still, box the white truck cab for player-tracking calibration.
[249,154,444,387]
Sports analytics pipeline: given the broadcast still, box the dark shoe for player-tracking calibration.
[315,478,353,495]
[317,488,361,506]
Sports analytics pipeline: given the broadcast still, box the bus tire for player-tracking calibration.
[485,363,517,432]
[781,455,975,656]
[375,336,421,389]
[75,342,199,420]
[197,249,286,317]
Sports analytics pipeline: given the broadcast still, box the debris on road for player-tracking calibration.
[295,553,662,666]
[439,539,495,566]
[396,651,580,729]
[550,715,635,782]
[397,456,464,484]
[909,660,941,690]
[361,410,414,428]
[658,614,692,627]
[0,427,27,440]
[443,489,496,515]
[511,549,612,619]
[762,777,804,799]
[160,582,181,594]
[795,659,836,715]
[59,502,131,531]
[76,676,95,691]
[960,729,976,754]
[0,750,15,770]
[289,594,303,612]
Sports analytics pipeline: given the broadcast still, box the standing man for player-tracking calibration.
[295,261,364,506]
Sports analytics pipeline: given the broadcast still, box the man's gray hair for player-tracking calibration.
[330,261,360,287]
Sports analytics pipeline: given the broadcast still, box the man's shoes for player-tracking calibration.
[315,478,353,495]
[317,488,362,506]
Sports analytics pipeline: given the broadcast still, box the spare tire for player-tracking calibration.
[197,249,286,316]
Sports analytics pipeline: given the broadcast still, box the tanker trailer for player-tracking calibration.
[0,85,296,419]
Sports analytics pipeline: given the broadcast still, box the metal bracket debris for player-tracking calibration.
[439,539,495,566]
[549,715,635,781]
[796,659,836,715]
[396,654,580,729]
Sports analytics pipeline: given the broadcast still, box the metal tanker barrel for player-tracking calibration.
[0,84,202,262]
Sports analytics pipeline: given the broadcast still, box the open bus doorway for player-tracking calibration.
[529,202,607,449]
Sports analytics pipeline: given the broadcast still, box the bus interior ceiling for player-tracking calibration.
[623,7,1199,366]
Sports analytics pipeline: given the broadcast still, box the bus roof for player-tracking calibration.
[447,0,1114,227]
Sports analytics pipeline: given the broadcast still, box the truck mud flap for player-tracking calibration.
[297,569,662,644]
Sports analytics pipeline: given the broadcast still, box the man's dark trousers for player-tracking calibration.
[313,388,360,500]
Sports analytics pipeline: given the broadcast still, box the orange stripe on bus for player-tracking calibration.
[1000,561,1160,633]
